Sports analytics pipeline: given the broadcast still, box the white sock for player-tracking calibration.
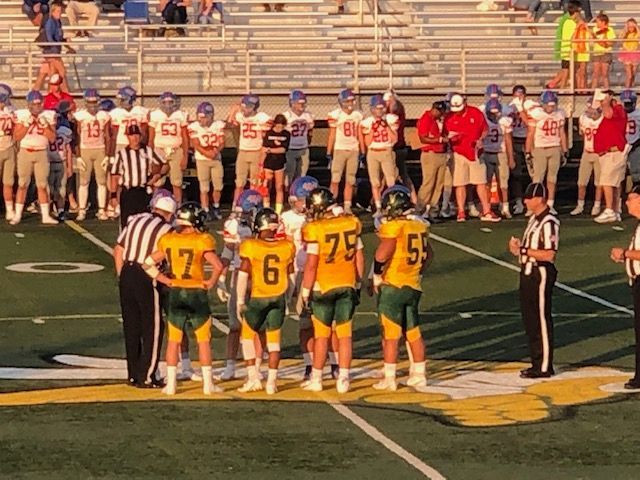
[383,363,396,380]
[202,365,213,391]
[97,184,107,210]
[213,202,220,208]
[311,368,323,383]
[225,359,236,371]
[247,364,259,382]
[14,203,24,220]
[547,200,554,208]
[255,355,262,371]
[328,352,338,365]
[302,352,312,366]
[267,368,278,384]
[375,200,382,210]
[413,361,426,376]
[576,199,585,208]
[40,203,51,218]
[501,202,509,211]
[180,353,191,372]
[338,368,350,380]
[344,200,352,209]
[593,201,601,209]
[166,365,177,390]
[5,200,14,215]
[79,184,89,210]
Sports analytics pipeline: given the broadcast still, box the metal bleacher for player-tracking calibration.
[0,0,636,97]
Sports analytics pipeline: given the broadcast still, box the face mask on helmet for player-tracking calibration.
[291,100,306,115]
[543,102,557,114]
[160,94,176,115]
[86,100,99,115]
[117,87,136,109]
[236,189,264,221]
[371,104,386,118]
[29,101,43,116]
[289,176,319,211]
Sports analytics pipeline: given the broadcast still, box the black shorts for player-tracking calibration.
[561,60,570,69]
[264,154,286,171]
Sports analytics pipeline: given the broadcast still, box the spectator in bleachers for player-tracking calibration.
[573,14,591,91]
[619,18,640,88]
[160,0,192,36]
[591,12,615,90]
[262,2,285,12]
[22,0,49,27]
[66,0,100,37]
[546,0,581,89]
[512,0,548,24]
[196,0,224,24]
[562,0,591,22]
[43,74,76,110]
[33,2,75,93]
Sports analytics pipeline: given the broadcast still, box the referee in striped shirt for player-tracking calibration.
[113,190,177,388]
[611,185,640,390]
[110,124,169,228]
[509,182,560,378]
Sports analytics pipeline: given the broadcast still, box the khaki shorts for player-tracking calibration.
[532,146,561,183]
[0,146,16,187]
[285,148,310,185]
[331,149,358,185]
[155,148,184,188]
[196,157,223,192]
[17,149,49,189]
[598,150,626,187]
[577,151,601,187]
[482,151,510,187]
[236,150,261,188]
[367,148,397,189]
[452,152,486,187]
[79,147,107,186]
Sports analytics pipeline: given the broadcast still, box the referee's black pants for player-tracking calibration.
[120,187,151,229]
[119,262,164,384]
[519,264,557,374]
[632,278,640,381]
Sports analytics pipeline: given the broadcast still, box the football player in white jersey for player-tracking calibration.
[280,175,319,380]
[47,123,73,220]
[327,88,364,214]
[571,99,604,216]
[481,84,513,117]
[218,189,265,381]
[361,94,399,213]
[525,90,568,214]
[227,94,272,205]
[481,99,514,218]
[622,90,640,187]
[73,89,112,221]
[0,86,16,221]
[284,90,314,186]
[149,92,189,204]
[189,101,226,220]
[12,91,57,225]
[108,86,149,218]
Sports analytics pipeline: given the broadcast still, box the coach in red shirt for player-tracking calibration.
[416,101,449,216]
[593,91,628,223]
[444,94,499,222]
[43,74,76,112]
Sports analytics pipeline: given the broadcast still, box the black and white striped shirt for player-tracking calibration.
[117,212,173,265]
[520,208,560,275]
[626,223,640,282]
[110,145,165,189]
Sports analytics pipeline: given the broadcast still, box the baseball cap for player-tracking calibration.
[154,196,177,214]
[449,94,465,112]
[126,124,141,135]
[524,182,547,199]
[49,74,63,86]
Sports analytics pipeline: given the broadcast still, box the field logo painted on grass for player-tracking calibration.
[1,356,637,427]
[5,262,105,274]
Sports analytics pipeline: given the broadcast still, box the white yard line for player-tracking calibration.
[0,313,121,323]
[65,220,447,480]
[430,233,633,316]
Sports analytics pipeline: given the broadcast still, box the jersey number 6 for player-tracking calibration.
[263,254,280,285]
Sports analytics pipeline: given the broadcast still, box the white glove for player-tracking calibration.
[76,157,87,172]
[216,282,230,303]
[37,116,50,128]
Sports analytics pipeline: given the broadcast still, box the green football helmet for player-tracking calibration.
[253,208,279,234]
[306,187,336,220]
[381,187,414,219]
[176,202,207,232]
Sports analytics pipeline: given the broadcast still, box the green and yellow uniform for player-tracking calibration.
[377,217,429,342]
[158,231,216,343]
[302,214,362,338]
[240,238,295,346]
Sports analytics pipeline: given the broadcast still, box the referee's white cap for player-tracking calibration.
[154,196,177,214]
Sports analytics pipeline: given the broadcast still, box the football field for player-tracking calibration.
[1,210,640,480]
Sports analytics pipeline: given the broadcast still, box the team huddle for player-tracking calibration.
[140,179,430,396]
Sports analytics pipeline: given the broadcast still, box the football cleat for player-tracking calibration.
[302,380,323,392]
[253,208,279,234]
[42,214,59,225]
[203,383,224,395]
[175,202,208,232]
[97,209,108,221]
[265,382,278,395]
[305,186,336,220]
[76,210,86,222]
[373,378,398,391]
[406,375,427,388]
[570,205,584,216]
[238,379,263,393]
[218,366,237,381]
[468,203,481,218]
[116,86,137,107]
[159,91,178,114]
[381,186,414,219]
[336,377,350,394]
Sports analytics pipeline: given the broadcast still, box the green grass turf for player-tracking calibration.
[1,212,640,479]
